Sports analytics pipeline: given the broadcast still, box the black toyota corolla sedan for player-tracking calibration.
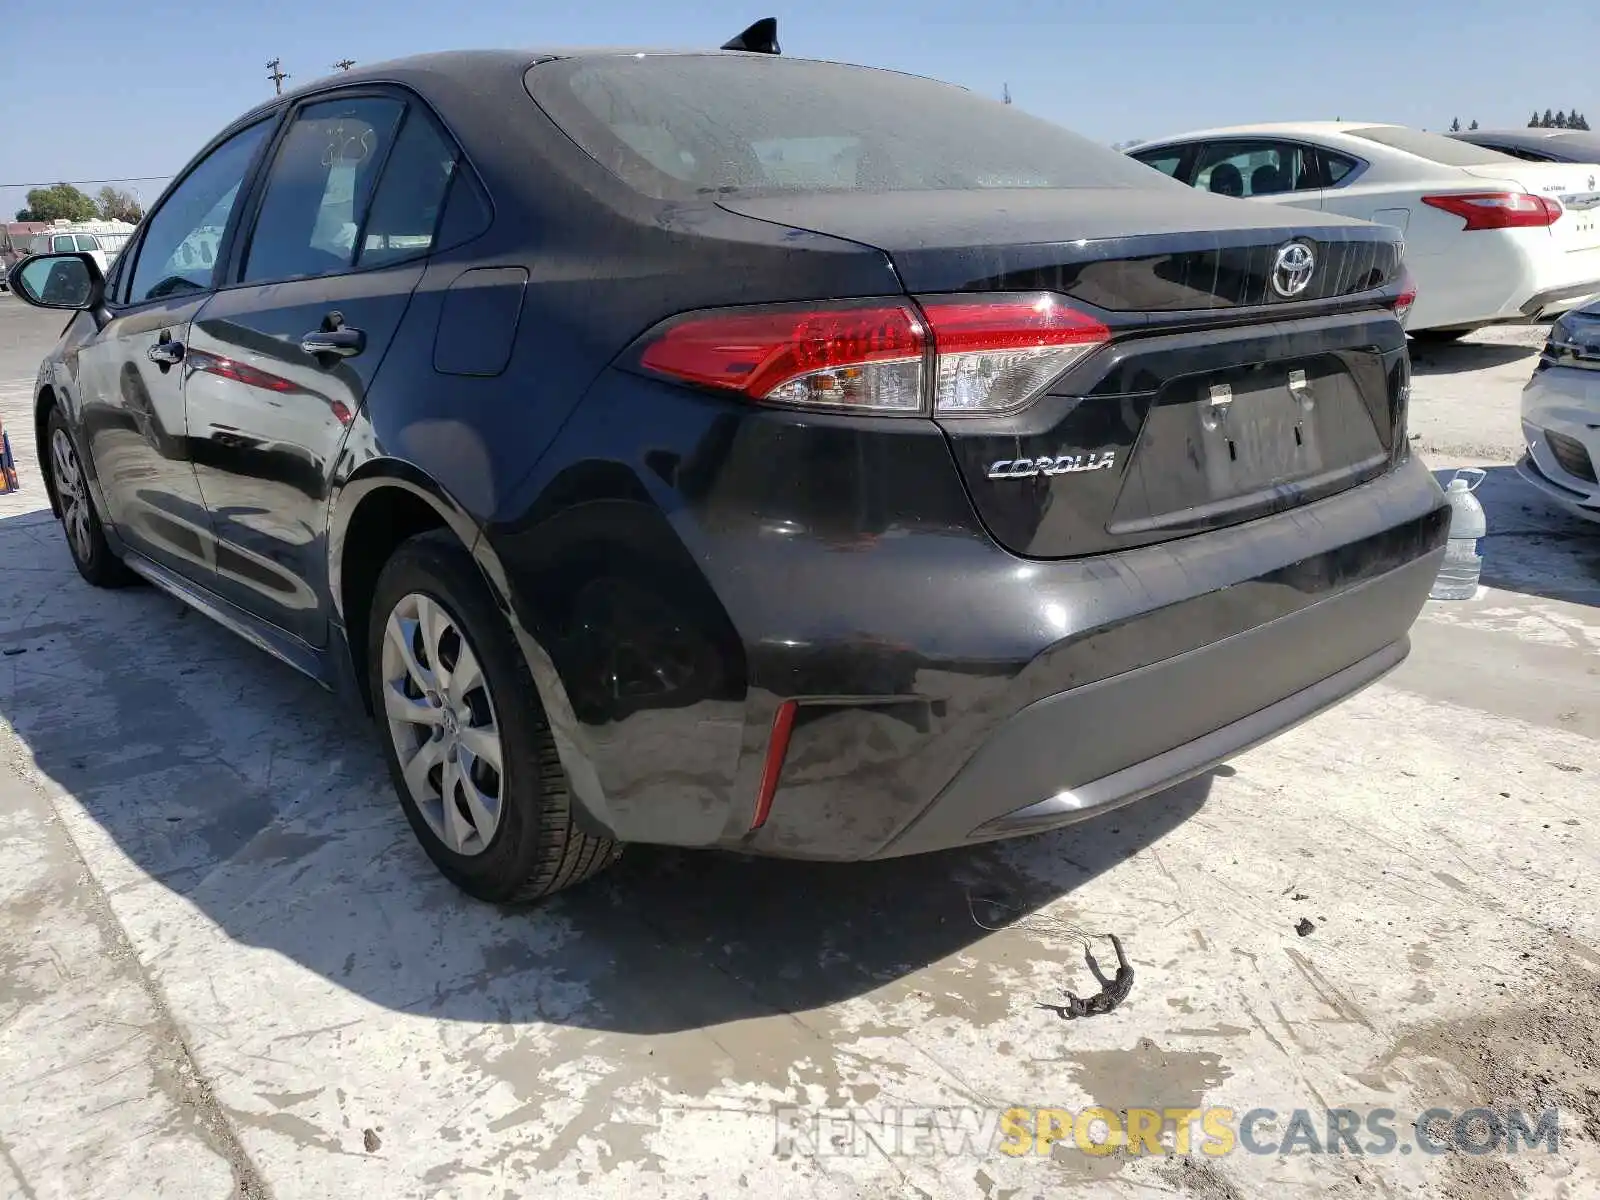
[8,26,1447,903]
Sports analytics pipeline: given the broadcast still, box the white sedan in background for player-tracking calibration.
[1125,122,1600,338]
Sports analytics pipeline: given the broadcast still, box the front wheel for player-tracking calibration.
[44,407,134,588]
[367,531,621,904]
[1410,328,1472,343]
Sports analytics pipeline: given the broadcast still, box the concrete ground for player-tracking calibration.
[0,297,1596,1200]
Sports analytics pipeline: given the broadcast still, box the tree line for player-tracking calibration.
[1527,109,1591,131]
[14,183,143,225]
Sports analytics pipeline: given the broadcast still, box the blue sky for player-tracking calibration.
[3,0,1594,221]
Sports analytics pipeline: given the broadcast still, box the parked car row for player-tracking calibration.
[1123,122,1600,338]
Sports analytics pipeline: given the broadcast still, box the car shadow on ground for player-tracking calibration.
[0,507,1213,1037]
[1429,464,1600,606]
[1408,338,1539,377]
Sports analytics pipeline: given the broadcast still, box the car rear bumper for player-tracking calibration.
[1520,281,1600,320]
[878,579,1419,858]
[719,454,1448,861]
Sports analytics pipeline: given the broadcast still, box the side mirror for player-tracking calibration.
[6,252,105,312]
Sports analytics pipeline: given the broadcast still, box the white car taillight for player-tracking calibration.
[635,294,1111,415]
[1421,191,1562,230]
[1392,268,1417,324]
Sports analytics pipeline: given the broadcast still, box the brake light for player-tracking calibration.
[1422,192,1562,230]
[635,294,1110,415]
[1392,270,1417,323]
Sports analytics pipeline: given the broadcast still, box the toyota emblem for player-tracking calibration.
[1270,241,1316,298]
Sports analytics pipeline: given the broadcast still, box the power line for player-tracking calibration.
[1,175,171,190]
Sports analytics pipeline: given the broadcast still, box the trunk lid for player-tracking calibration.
[721,188,1410,559]
[720,188,1404,301]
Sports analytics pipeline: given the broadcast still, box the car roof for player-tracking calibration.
[1130,121,1394,148]
[230,47,946,127]
[1451,128,1600,148]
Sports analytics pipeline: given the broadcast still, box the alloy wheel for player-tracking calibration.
[380,591,505,856]
[50,428,93,565]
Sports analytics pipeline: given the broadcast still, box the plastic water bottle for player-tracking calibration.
[1429,468,1487,601]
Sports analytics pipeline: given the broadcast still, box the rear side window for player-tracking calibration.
[74,235,100,252]
[52,235,75,253]
[527,56,1175,200]
[357,108,460,268]
[1320,151,1361,185]
[1193,141,1319,197]
[241,97,405,284]
[1345,126,1515,167]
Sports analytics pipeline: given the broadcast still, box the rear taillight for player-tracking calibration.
[637,302,926,413]
[1421,191,1562,230]
[1392,269,1417,324]
[921,296,1110,414]
[634,293,1110,416]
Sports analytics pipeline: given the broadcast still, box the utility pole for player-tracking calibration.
[267,58,289,95]
[1002,82,1012,105]
[333,58,356,72]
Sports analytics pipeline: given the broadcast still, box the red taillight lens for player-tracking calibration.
[635,293,1110,416]
[1392,269,1417,323]
[921,295,1111,415]
[1422,192,1562,230]
[637,303,926,412]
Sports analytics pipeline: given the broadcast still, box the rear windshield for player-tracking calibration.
[1345,125,1516,167]
[526,55,1174,200]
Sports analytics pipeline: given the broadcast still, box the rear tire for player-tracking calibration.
[367,531,621,904]
[1410,328,1472,343]
[44,407,135,589]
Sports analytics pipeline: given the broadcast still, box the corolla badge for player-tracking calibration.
[986,451,1117,480]
[1270,240,1316,298]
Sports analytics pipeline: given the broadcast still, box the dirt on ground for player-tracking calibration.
[1380,956,1600,1199]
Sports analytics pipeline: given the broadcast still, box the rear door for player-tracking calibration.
[185,88,463,644]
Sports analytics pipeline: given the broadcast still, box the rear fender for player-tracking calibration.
[326,455,622,839]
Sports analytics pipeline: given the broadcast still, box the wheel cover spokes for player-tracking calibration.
[380,592,505,857]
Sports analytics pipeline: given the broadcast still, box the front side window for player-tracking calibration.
[1192,141,1318,197]
[241,97,405,284]
[128,118,272,304]
[52,235,75,253]
[75,235,101,252]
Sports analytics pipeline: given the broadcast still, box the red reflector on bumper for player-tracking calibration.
[751,700,798,831]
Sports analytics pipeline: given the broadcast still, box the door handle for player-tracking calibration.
[147,335,184,368]
[300,327,366,360]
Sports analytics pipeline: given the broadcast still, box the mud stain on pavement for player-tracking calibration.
[1367,957,1600,1197]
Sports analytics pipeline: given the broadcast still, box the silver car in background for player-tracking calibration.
[1520,301,1600,520]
